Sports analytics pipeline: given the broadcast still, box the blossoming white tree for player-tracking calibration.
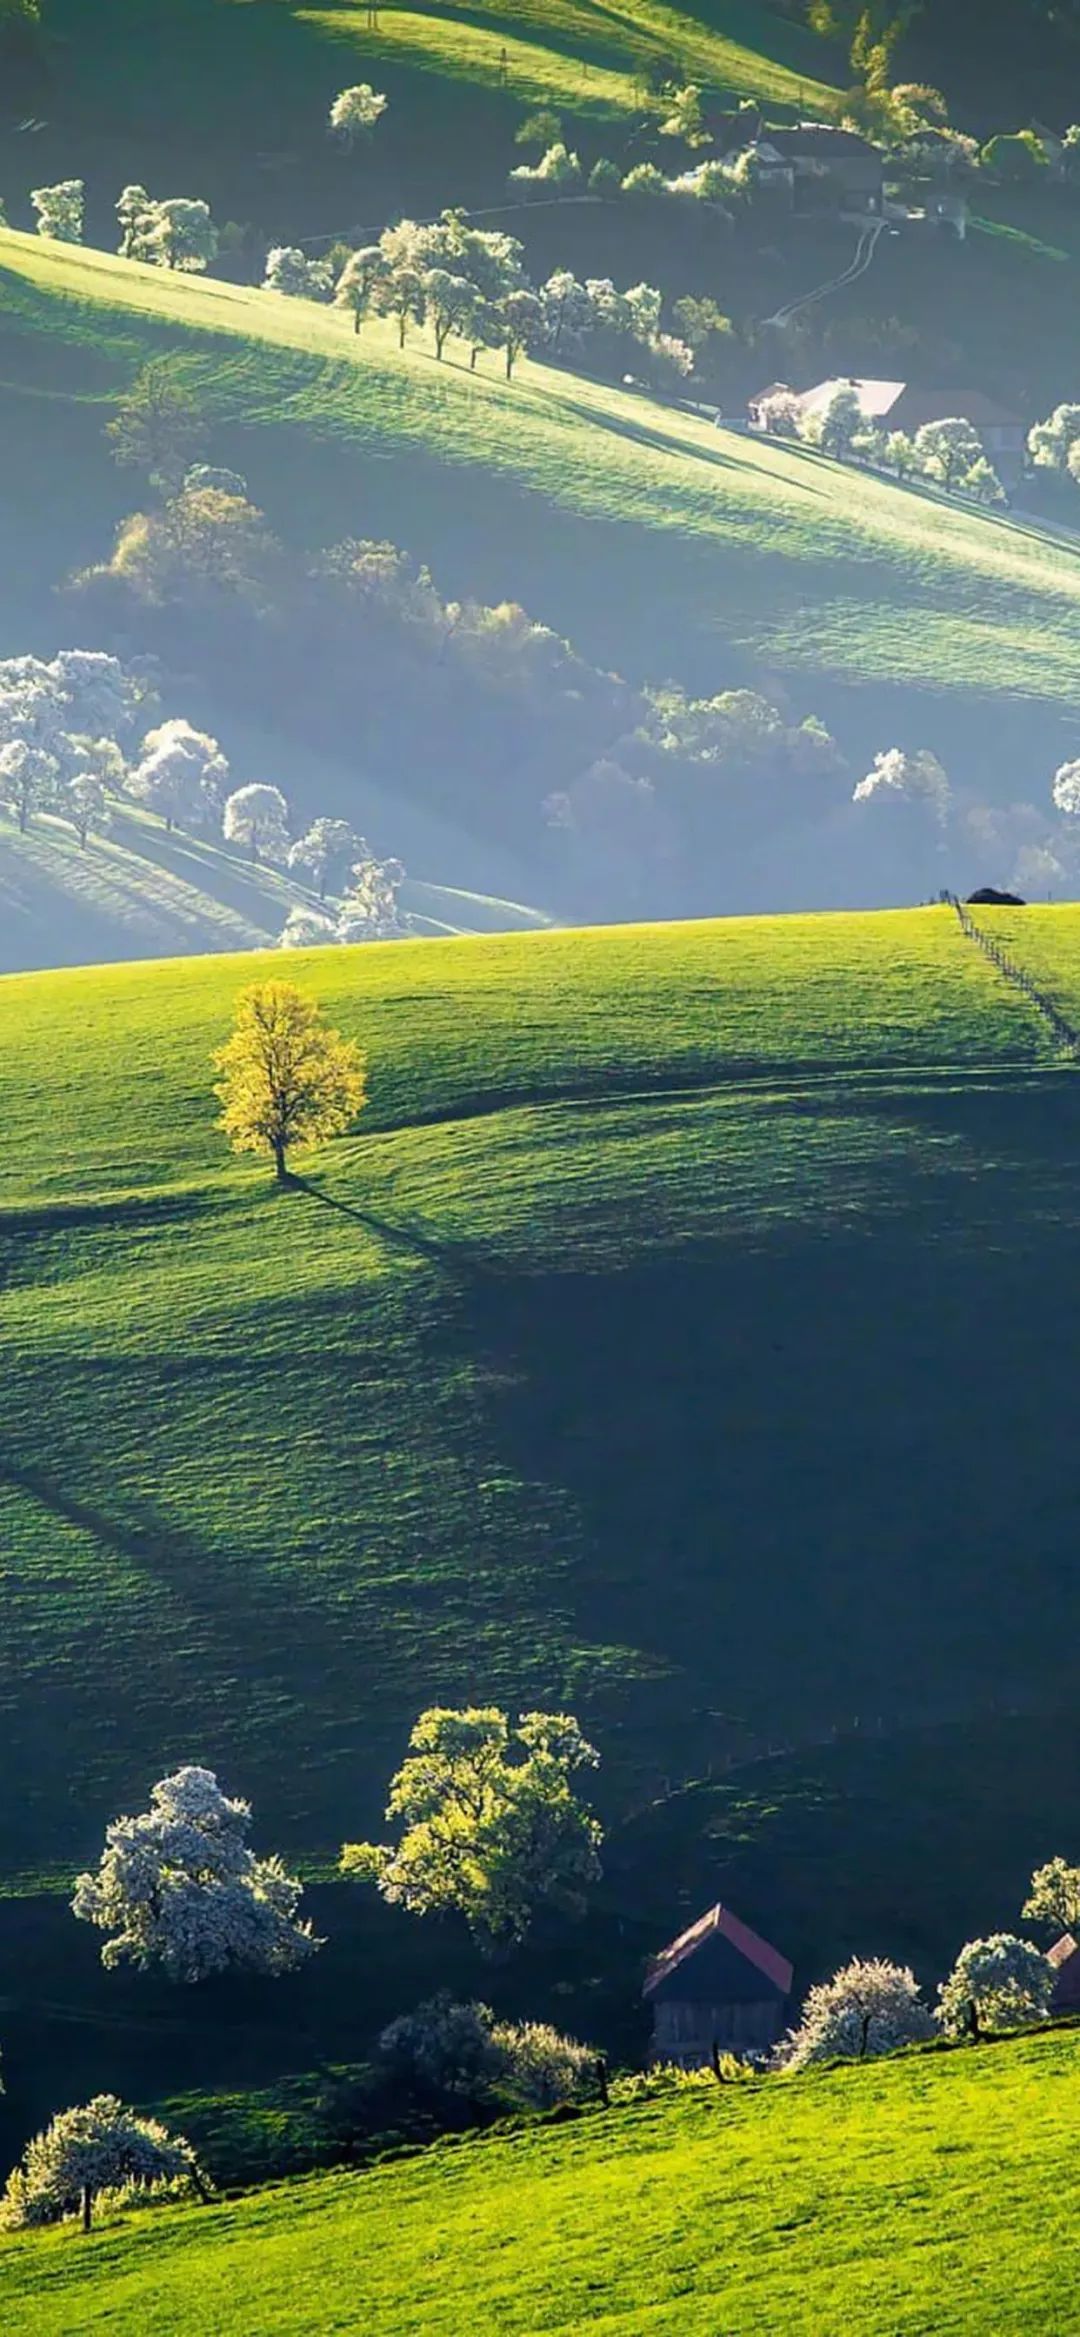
[341,1706,603,1946]
[31,179,84,242]
[263,246,334,300]
[72,1766,321,1983]
[287,816,361,899]
[1023,1856,1080,1934]
[329,83,388,140]
[337,850,407,939]
[914,416,983,492]
[129,717,228,831]
[1,2096,205,2231]
[223,781,289,863]
[938,1934,1052,2036]
[1027,403,1080,472]
[853,745,951,823]
[0,650,142,828]
[779,1958,936,2071]
[1051,759,1080,817]
[141,197,218,273]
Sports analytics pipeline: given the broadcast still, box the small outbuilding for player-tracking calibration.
[1048,1933,1080,2012]
[644,1902,793,2066]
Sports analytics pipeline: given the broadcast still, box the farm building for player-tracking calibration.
[1048,1933,1080,2012]
[644,1903,793,2066]
[747,377,1028,479]
[725,124,885,213]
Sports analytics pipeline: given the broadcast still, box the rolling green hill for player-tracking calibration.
[3,902,1080,2143]
[4,228,1080,759]
[4,2025,1080,2334]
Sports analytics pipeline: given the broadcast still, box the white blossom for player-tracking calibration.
[779,1958,936,2071]
[329,84,388,140]
[223,781,289,863]
[1,2096,202,2230]
[129,717,228,830]
[31,180,84,243]
[938,1933,1052,2034]
[72,1766,321,1984]
[263,246,334,300]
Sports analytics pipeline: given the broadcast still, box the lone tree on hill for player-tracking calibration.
[341,1705,603,1947]
[72,1765,322,1982]
[214,980,367,1181]
[0,2096,206,2232]
[938,1934,1052,2038]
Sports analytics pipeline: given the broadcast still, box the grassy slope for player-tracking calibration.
[6,2028,1080,2334]
[5,905,1080,2129]
[296,0,840,113]
[4,233,1080,730]
[0,805,551,973]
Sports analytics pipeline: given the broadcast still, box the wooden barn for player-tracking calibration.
[1048,1933,1080,2012]
[644,1903,793,2067]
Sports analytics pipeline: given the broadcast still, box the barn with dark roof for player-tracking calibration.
[644,1903,793,2066]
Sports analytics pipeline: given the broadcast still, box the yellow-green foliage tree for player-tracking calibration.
[214,980,367,1181]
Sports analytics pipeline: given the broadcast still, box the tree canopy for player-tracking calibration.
[214,981,368,1180]
[341,1705,603,1946]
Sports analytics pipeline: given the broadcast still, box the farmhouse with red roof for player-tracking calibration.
[644,1903,793,2066]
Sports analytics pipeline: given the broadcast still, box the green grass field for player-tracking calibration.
[4,227,1080,740]
[4,903,1080,2148]
[296,0,840,113]
[5,2026,1080,2333]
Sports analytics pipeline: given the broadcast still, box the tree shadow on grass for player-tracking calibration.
[287,1171,505,1282]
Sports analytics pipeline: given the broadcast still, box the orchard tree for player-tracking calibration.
[914,416,983,492]
[0,738,56,829]
[885,429,918,479]
[804,383,863,459]
[1023,1857,1080,1934]
[853,745,950,823]
[538,269,594,353]
[422,266,476,360]
[129,717,228,831]
[508,142,583,196]
[214,980,367,1180]
[779,1959,936,2071]
[499,286,543,379]
[287,816,360,899]
[31,179,84,242]
[334,244,389,334]
[938,1934,1052,2038]
[337,849,407,939]
[329,83,388,140]
[116,182,153,257]
[263,245,333,300]
[141,197,218,273]
[279,903,338,948]
[223,781,289,864]
[1028,403,1080,472]
[1051,759,1080,817]
[0,2097,206,2232]
[341,1706,603,1946]
[658,83,706,145]
[65,772,109,848]
[106,359,206,496]
[964,454,1005,506]
[72,1766,321,1982]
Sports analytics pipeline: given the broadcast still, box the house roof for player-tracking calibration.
[1048,1932,1080,1970]
[644,1903,793,1998]
[763,379,1025,432]
[795,376,905,421]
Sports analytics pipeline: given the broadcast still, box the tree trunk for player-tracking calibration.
[353,310,361,335]
[81,2186,93,2232]
[272,1137,288,1183]
[505,347,514,380]
[18,804,27,832]
[596,2057,609,2108]
[398,317,406,350]
[250,837,259,864]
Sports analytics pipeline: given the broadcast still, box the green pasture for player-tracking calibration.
[295,0,839,113]
[3,905,1080,2137]
[5,2026,1080,2334]
[3,230,1080,724]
